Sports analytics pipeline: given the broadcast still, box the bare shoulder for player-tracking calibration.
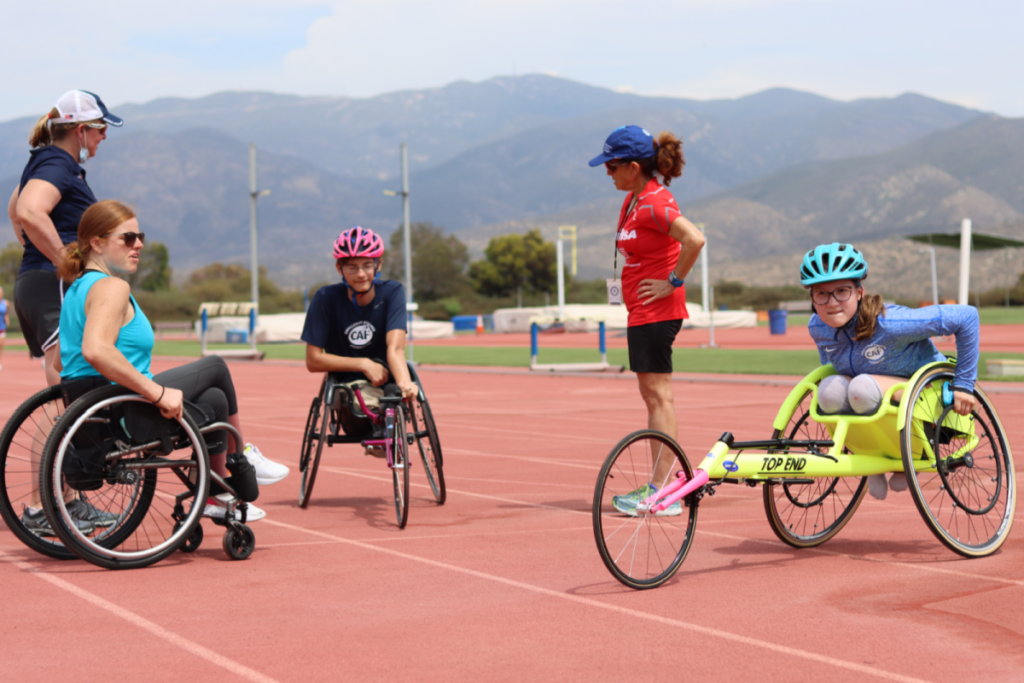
[87,276,131,303]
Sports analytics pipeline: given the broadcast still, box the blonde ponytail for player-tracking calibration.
[854,293,885,341]
[28,107,81,148]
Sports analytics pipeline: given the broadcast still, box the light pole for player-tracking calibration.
[384,143,414,361]
[249,143,270,311]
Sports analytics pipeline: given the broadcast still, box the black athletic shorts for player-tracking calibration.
[14,269,65,358]
[627,319,682,374]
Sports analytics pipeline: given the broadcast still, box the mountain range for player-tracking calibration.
[1,74,1009,293]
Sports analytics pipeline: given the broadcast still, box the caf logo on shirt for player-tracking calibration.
[346,321,376,348]
[864,344,885,362]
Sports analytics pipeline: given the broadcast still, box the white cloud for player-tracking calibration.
[0,0,1021,121]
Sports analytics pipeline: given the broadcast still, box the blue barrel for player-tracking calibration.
[768,309,787,335]
[451,315,477,331]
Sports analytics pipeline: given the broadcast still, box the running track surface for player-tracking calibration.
[1,353,1022,683]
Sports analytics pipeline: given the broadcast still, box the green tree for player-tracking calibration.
[383,222,469,301]
[127,240,172,292]
[183,263,303,313]
[0,241,23,290]
[469,229,560,302]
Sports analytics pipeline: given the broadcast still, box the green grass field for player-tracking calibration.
[152,340,1024,381]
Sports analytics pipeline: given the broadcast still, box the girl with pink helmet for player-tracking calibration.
[301,227,417,424]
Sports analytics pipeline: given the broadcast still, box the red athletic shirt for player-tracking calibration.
[615,178,689,327]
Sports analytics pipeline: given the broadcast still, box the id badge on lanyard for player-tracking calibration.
[609,195,638,306]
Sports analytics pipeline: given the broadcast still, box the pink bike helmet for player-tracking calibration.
[333,226,384,259]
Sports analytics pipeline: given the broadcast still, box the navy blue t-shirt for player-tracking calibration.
[301,279,408,383]
[18,147,97,273]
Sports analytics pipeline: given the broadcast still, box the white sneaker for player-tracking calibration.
[243,443,289,485]
[203,495,267,522]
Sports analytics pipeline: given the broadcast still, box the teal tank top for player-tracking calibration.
[60,270,155,380]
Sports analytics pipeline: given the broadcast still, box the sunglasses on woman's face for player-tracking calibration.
[605,160,631,172]
[101,231,146,247]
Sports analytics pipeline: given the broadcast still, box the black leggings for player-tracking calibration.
[154,355,238,455]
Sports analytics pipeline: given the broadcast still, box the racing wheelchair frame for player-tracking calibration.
[592,361,1016,589]
[299,362,445,528]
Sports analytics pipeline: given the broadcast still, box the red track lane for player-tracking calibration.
[1,352,1022,683]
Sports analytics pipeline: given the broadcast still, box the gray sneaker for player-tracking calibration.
[21,505,96,537]
[67,496,120,528]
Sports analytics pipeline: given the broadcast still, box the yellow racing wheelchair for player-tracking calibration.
[593,361,1016,589]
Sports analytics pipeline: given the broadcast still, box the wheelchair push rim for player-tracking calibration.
[900,368,1016,557]
[389,405,411,529]
[41,390,210,566]
[592,430,698,590]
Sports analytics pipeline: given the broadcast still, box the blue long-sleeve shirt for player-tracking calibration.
[808,304,980,390]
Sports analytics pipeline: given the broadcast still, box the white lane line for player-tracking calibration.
[319,465,1017,586]
[0,551,280,683]
[260,525,594,548]
[260,518,930,683]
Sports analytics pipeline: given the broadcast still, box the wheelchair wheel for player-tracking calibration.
[223,524,255,560]
[39,385,210,570]
[592,430,698,590]
[764,390,868,548]
[299,389,326,509]
[900,367,1015,557]
[0,385,76,560]
[390,406,411,529]
[411,397,445,504]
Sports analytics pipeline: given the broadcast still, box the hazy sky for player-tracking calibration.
[2,0,1018,121]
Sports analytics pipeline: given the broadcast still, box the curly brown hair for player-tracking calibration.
[635,131,685,186]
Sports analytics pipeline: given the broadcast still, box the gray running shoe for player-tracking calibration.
[21,505,96,537]
[67,496,120,528]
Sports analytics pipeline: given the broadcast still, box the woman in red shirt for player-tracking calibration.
[589,125,705,515]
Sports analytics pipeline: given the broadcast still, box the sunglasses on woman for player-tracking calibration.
[101,231,146,247]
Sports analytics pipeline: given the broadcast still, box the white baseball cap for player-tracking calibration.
[53,90,123,127]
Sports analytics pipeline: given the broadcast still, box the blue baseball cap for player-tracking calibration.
[588,125,655,167]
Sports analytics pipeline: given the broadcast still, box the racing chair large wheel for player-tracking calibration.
[0,385,76,560]
[407,363,445,504]
[900,366,1015,557]
[298,378,328,509]
[38,385,211,570]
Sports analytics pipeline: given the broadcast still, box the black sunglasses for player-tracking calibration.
[101,231,146,247]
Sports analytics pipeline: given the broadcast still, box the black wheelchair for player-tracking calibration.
[22,382,260,569]
[299,362,445,528]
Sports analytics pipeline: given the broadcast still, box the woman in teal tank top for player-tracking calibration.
[55,200,290,523]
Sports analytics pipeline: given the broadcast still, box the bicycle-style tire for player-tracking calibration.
[592,430,698,590]
[763,390,867,548]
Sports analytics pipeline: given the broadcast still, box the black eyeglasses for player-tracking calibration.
[811,286,855,305]
[100,231,146,247]
[605,160,630,172]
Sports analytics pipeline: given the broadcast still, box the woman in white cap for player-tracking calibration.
[5,90,122,535]
[7,90,122,386]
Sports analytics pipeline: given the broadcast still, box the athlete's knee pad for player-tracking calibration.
[849,374,883,414]
[817,375,851,414]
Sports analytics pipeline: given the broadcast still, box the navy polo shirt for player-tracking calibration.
[301,279,408,383]
[18,147,97,273]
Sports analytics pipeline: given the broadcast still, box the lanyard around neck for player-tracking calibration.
[613,194,640,278]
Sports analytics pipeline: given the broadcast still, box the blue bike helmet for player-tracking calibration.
[799,243,868,286]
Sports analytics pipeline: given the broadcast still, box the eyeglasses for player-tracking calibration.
[100,231,145,247]
[85,122,107,132]
[605,160,630,172]
[342,263,378,275]
[811,286,855,305]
